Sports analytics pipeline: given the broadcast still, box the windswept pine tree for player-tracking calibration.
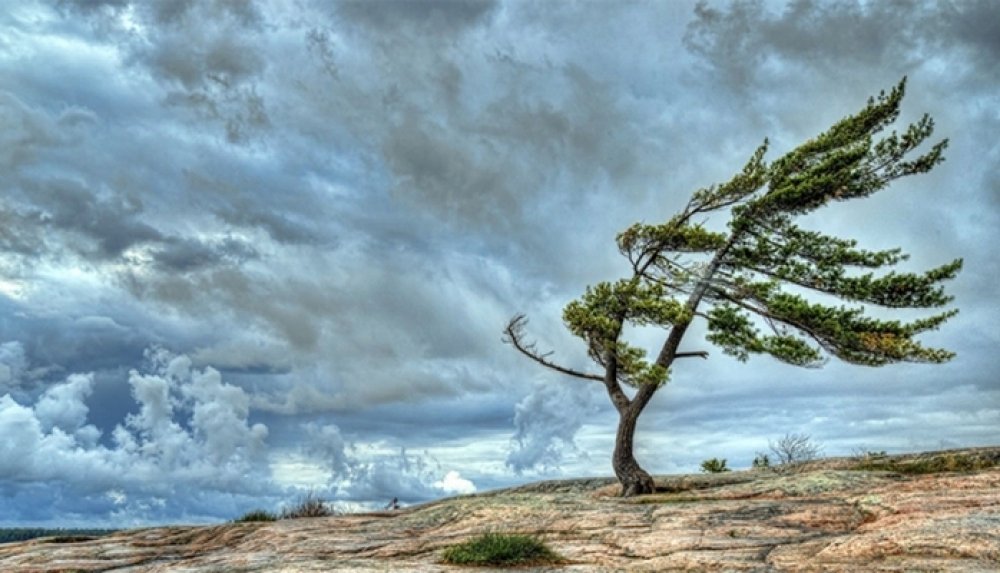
[504,79,961,496]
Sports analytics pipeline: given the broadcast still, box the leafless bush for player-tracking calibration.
[769,433,822,465]
[281,492,335,519]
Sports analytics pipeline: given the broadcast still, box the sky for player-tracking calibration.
[0,0,997,528]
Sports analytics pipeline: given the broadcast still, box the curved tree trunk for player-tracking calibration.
[613,405,656,497]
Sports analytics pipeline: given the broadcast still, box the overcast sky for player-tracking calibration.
[1,0,997,528]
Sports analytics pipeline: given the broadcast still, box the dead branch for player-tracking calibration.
[502,314,604,383]
[675,351,710,359]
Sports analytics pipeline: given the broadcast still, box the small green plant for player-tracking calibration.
[281,492,335,519]
[234,509,278,523]
[441,532,562,566]
[700,458,730,473]
[752,453,771,469]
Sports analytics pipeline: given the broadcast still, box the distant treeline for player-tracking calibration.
[0,528,118,544]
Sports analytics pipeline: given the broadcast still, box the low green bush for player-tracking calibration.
[234,509,278,523]
[700,458,730,473]
[751,453,770,469]
[441,532,562,567]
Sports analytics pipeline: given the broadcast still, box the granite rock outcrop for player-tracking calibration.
[2,447,997,572]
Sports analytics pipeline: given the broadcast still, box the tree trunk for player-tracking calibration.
[612,405,656,497]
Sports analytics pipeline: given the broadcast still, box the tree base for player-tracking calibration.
[618,471,656,497]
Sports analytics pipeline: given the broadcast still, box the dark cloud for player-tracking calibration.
[335,0,498,35]
[20,177,162,260]
[689,1,913,80]
[56,0,130,15]
[684,0,1000,96]
[212,204,324,245]
[151,236,258,272]
[59,0,271,143]
[685,0,927,87]
[0,342,29,396]
[0,206,46,259]
[0,91,91,169]
[936,0,1000,91]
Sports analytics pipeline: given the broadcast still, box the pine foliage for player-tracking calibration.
[562,78,959,376]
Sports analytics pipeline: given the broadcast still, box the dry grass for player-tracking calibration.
[281,493,335,519]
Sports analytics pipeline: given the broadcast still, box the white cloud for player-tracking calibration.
[506,381,597,474]
[0,341,499,524]
[340,447,446,504]
[434,470,476,495]
[301,422,352,477]
[0,348,273,523]
[33,373,97,441]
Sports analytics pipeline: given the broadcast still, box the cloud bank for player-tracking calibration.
[0,347,476,526]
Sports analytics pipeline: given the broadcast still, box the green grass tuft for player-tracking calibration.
[233,509,278,523]
[441,532,562,567]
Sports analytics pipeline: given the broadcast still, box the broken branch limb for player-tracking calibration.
[675,351,710,359]
[503,314,605,383]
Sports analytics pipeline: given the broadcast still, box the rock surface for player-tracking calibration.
[2,447,998,572]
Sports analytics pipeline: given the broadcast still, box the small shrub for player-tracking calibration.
[769,433,822,465]
[700,458,730,473]
[751,453,771,469]
[852,448,888,462]
[281,493,335,519]
[234,509,277,523]
[441,532,562,566]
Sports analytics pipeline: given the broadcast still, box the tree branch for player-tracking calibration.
[675,351,709,359]
[710,289,836,357]
[502,315,605,383]
[655,232,742,368]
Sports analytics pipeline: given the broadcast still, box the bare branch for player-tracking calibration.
[502,315,605,383]
[769,433,823,465]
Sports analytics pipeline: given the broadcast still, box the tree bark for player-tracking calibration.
[612,403,656,497]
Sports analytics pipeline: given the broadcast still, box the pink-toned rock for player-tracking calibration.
[1,447,998,572]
